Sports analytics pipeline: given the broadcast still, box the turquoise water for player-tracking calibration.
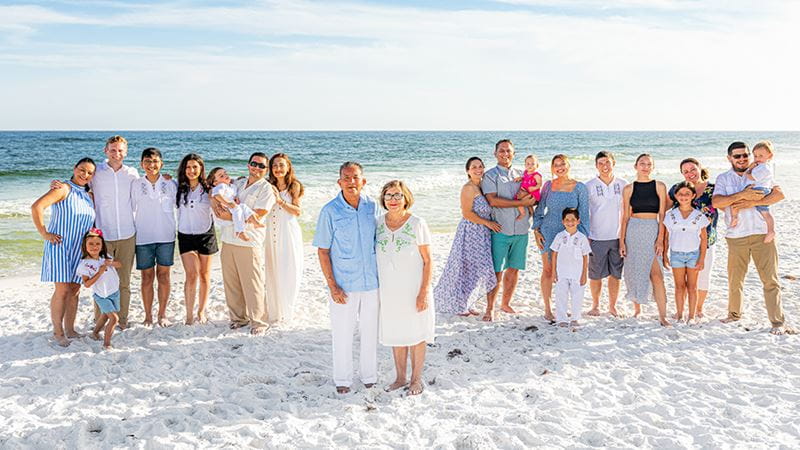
[2,131,798,277]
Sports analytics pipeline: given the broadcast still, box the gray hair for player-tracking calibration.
[339,161,364,177]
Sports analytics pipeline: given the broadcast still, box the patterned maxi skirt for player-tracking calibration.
[624,217,659,304]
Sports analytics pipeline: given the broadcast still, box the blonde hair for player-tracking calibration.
[379,180,414,210]
[551,153,570,175]
[105,135,128,148]
[752,140,774,155]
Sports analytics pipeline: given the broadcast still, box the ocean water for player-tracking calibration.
[2,131,798,278]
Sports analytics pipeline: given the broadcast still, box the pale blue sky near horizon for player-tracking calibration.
[1,0,798,131]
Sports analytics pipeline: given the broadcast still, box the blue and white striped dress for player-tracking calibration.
[41,181,96,283]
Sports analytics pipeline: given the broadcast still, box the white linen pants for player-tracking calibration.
[330,289,379,387]
[555,278,585,324]
[697,244,715,291]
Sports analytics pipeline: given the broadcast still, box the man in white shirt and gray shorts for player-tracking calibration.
[585,151,627,317]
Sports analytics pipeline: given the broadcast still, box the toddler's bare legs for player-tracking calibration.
[516,206,526,221]
[246,215,265,228]
[761,211,775,243]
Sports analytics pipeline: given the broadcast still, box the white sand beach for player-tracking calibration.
[1,201,799,449]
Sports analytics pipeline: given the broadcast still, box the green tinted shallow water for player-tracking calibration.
[3,131,799,278]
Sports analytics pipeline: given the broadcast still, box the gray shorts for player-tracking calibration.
[589,239,623,280]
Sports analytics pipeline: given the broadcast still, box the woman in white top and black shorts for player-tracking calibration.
[176,153,218,325]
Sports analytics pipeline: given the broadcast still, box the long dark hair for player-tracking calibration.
[80,228,109,259]
[72,157,96,192]
[268,153,304,200]
[176,153,209,207]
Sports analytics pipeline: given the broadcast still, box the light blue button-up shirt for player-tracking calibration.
[313,192,379,293]
[482,164,531,235]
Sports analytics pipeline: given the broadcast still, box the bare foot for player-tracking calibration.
[66,331,84,339]
[117,322,128,330]
[659,318,672,327]
[764,232,775,244]
[364,383,376,389]
[54,335,70,347]
[696,310,704,319]
[771,326,797,335]
[633,304,642,318]
[457,309,479,317]
[103,344,113,350]
[336,386,350,394]
[236,231,251,242]
[90,332,101,341]
[482,311,494,322]
[570,320,579,328]
[672,312,683,321]
[185,317,194,326]
[250,326,269,336]
[143,319,154,327]
[197,313,208,324]
[158,317,172,328]
[544,311,555,323]
[230,322,248,329]
[608,307,619,318]
[720,317,739,324]
[408,380,424,396]
[557,322,569,328]
[500,305,516,314]
[384,380,408,392]
[587,308,600,317]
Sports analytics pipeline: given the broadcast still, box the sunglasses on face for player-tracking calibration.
[731,153,750,160]
[249,161,267,169]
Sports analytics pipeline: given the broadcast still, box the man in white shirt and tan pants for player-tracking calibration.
[712,141,793,335]
[213,152,275,335]
[90,135,139,329]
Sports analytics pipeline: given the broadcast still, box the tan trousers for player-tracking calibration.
[221,243,269,328]
[95,235,136,325]
[726,235,784,327]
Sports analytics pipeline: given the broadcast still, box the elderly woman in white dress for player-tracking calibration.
[376,180,434,396]
[264,153,304,324]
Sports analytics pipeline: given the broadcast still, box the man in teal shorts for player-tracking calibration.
[482,139,537,320]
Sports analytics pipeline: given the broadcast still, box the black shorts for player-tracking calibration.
[178,227,219,255]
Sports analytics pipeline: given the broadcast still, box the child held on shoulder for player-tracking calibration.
[663,181,709,323]
[550,208,591,330]
[729,140,776,243]
[76,228,122,349]
[514,154,542,220]
[207,167,264,241]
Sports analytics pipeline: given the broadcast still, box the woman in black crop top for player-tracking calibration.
[619,154,671,327]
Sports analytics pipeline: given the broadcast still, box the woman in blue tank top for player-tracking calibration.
[31,158,97,347]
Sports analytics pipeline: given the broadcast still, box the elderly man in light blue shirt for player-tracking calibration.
[481,139,537,320]
[313,161,379,394]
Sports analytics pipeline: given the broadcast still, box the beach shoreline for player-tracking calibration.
[2,226,799,447]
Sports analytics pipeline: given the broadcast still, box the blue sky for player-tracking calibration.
[1,0,797,130]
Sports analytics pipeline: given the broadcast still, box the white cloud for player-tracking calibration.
[0,1,798,130]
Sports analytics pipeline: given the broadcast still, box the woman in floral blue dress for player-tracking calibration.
[434,157,502,320]
[532,154,590,322]
[668,158,718,318]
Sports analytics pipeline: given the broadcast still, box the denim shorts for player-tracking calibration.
[670,249,700,268]
[752,186,771,212]
[135,241,176,270]
[94,291,121,314]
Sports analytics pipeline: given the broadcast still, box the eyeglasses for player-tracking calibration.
[249,161,267,169]
[383,193,404,201]
[731,153,750,160]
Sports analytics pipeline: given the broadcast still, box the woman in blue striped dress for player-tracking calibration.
[31,158,97,347]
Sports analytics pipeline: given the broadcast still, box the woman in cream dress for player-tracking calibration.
[376,180,434,396]
[264,153,304,324]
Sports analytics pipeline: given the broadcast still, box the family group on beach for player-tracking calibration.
[32,135,792,396]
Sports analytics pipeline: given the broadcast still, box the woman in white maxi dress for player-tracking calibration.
[264,153,304,324]
[376,180,434,396]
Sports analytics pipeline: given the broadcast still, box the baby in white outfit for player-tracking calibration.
[208,167,263,241]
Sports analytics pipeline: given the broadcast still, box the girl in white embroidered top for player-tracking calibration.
[663,181,709,323]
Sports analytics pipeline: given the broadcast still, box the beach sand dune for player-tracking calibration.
[1,203,798,449]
